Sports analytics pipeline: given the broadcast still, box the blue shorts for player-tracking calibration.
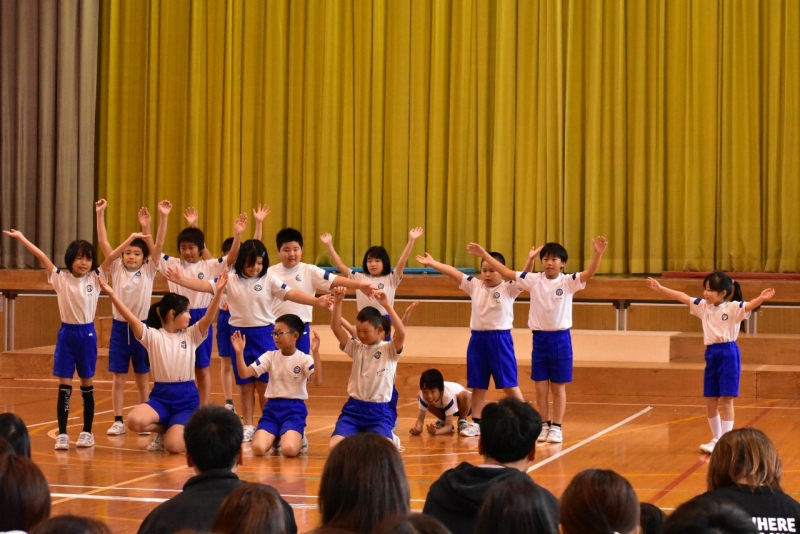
[231,325,275,385]
[189,308,213,369]
[704,342,741,397]
[466,330,518,389]
[53,323,98,379]
[333,397,393,439]
[294,323,312,354]
[216,309,233,357]
[147,381,199,428]
[108,319,150,374]
[257,398,308,436]
[383,314,392,342]
[390,386,399,426]
[531,330,573,383]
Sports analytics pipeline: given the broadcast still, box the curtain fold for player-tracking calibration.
[93,0,799,273]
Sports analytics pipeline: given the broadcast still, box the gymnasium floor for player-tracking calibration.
[6,377,800,533]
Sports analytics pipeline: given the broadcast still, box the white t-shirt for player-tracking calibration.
[459,274,523,331]
[108,258,158,320]
[267,262,337,322]
[48,268,106,324]
[348,271,402,314]
[515,271,585,331]
[690,298,750,345]
[250,349,315,400]
[343,338,402,402]
[210,272,290,327]
[159,255,227,309]
[418,381,466,416]
[137,324,207,382]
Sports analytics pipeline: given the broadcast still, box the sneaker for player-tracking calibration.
[224,402,236,413]
[458,419,468,433]
[700,438,718,454]
[138,431,151,436]
[299,434,309,454]
[538,423,551,442]
[54,433,70,450]
[243,425,255,443]
[392,432,405,452]
[146,433,164,452]
[76,432,95,448]
[546,426,563,443]
[459,421,481,437]
[107,421,126,435]
[271,438,282,453]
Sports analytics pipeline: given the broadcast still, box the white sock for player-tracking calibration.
[707,415,722,440]
[720,419,734,436]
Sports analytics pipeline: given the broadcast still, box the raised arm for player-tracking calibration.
[3,230,56,274]
[310,331,323,386]
[579,236,608,283]
[375,290,404,352]
[98,277,145,339]
[645,278,693,306]
[196,270,227,335]
[95,199,114,258]
[231,330,258,380]
[100,232,151,273]
[401,300,420,326]
[521,245,543,273]
[394,227,424,278]
[319,233,351,277]
[330,274,374,297]
[466,243,516,280]
[416,253,465,284]
[149,200,172,261]
[745,288,775,312]
[163,266,215,294]
[252,204,269,241]
[225,213,247,266]
[138,206,156,255]
[285,289,334,309]
[330,287,351,348]
[185,207,214,260]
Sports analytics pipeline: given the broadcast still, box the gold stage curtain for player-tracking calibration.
[96,0,800,273]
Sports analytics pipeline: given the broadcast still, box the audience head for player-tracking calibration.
[372,513,452,534]
[29,515,112,534]
[475,476,558,534]
[318,432,409,532]
[707,427,782,491]
[0,453,51,532]
[639,502,666,534]
[184,405,243,472]
[479,398,542,465]
[0,413,31,458]
[559,469,639,534]
[211,483,286,534]
[660,496,758,534]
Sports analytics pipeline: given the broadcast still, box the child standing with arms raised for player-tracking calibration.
[469,237,607,443]
[4,228,148,450]
[646,273,774,453]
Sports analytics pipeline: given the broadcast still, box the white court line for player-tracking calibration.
[26,405,138,429]
[50,484,180,493]
[50,493,168,504]
[527,406,653,473]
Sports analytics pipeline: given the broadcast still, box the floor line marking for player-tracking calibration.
[527,406,653,473]
[51,465,189,506]
[26,405,139,429]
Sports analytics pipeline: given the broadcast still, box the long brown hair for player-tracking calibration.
[560,469,639,534]
[707,427,782,491]
[0,453,51,531]
[211,483,286,534]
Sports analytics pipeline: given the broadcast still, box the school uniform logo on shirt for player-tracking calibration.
[555,289,564,296]
[181,341,187,349]
[198,273,205,280]
[378,283,385,289]
[293,366,301,374]
[374,351,382,360]
[254,284,263,292]
[722,313,729,321]
[87,285,94,293]
[135,271,141,277]
[295,275,302,282]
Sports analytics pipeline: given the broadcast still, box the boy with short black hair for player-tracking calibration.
[411,369,472,436]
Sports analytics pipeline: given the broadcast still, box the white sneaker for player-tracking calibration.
[299,434,309,454]
[700,438,718,454]
[459,421,481,437]
[392,432,405,452]
[458,419,469,433]
[546,426,563,443]
[55,433,70,450]
[76,432,95,448]
[538,423,551,442]
[146,433,164,452]
[243,425,255,443]
[107,421,126,435]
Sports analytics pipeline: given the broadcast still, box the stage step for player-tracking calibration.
[670,332,800,365]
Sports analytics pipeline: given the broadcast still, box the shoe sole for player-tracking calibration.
[77,442,95,448]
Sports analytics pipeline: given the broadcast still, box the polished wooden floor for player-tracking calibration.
[6,377,800,533]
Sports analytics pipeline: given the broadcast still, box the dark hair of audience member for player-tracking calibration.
[479,398,541,463]
[183,405,243,471]
[560,469,640,534]
[0,413,31,458]
[660,496,758,534]
[475,476,558,534]
[707,427,782,491]
[318,432,410,532]
[0,453,51,532]
[29,514,112,534]
[371,513,452,534]
[639,502,666,534]
[211,483,286,534]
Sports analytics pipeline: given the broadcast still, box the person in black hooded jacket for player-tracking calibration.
[422,397,558,534]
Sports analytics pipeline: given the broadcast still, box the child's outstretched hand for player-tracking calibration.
[373,290,389,307]
[231,330,246,353]
[183,207,199,227]
[645,277,661,291]
[409,227,424,240]
[409,423,423,436]
[158,200,172,216]
[760,288,776,301]
[216,269,229,291]
[129,232,151,242]
[137,207,151,229]
[403,301,420,323]
[529,245,544,261]
[98,277,114,296]
[95,199,107,212]
[593,236,608,255]
[3,229,23,239]
[310,330,320,353]
[164,266,184,284]
[332,286,346,303]
[357,281,374,297]
[426,422,441,435]
[315,293,334,308]
[253,204,270,223]
[319,232,333,245]
[416,253,435,266]
[466,243,486,258]
[233,213,248,235]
